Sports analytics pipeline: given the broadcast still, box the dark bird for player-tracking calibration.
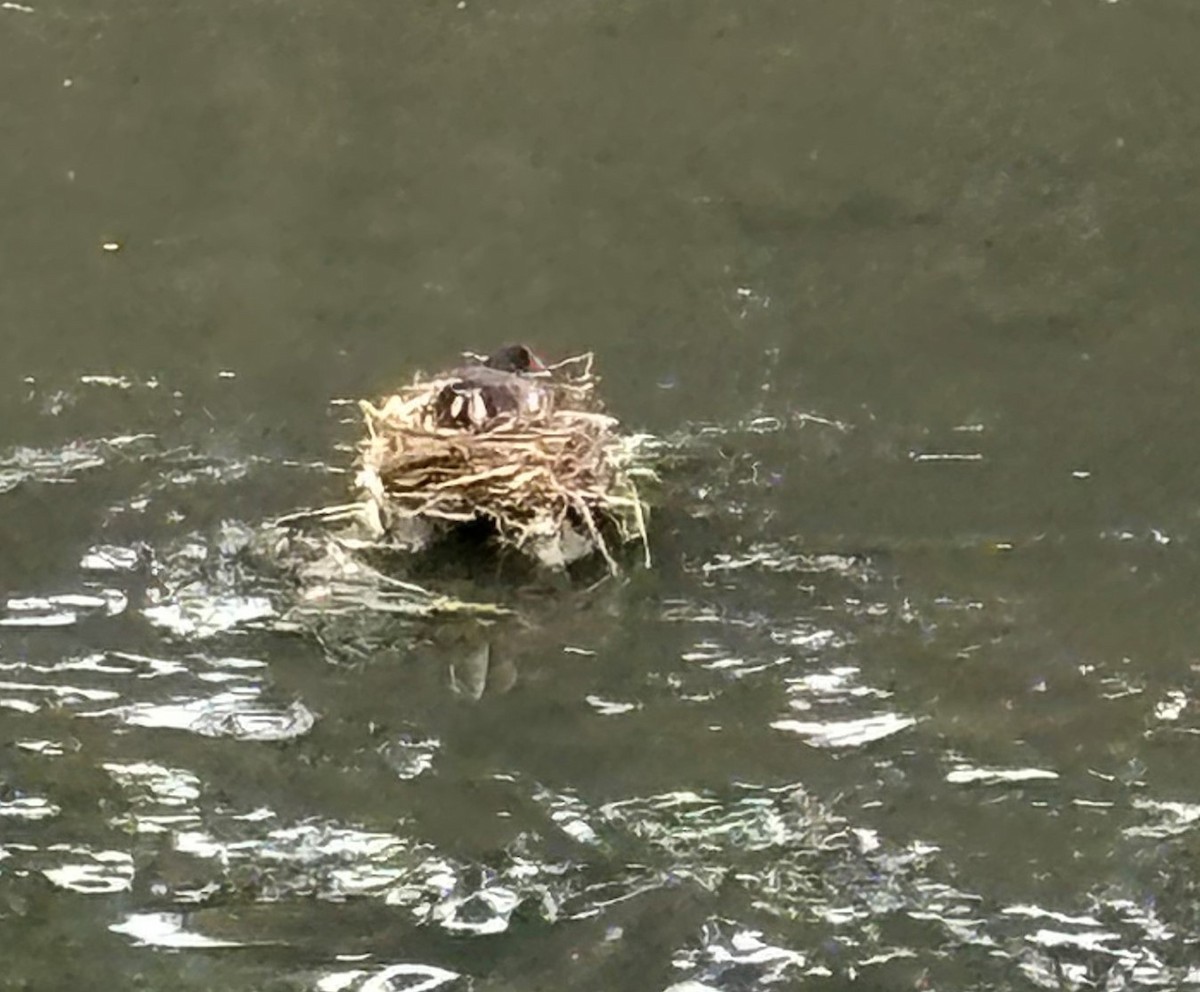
[482,343,545,374]
[434,344,550,429]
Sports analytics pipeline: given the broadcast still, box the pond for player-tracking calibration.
[3,1,1200,989]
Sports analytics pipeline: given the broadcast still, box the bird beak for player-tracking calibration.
[527,350,547,372]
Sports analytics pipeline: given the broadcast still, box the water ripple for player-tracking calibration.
[771,712,918,749]
[0,589,127,627]
[110,912,252,949]
[316,963,460,992]
[91,688,315,741]
[40,846,135,894]
[0,433,156,492]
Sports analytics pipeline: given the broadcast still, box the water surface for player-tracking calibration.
[3,0,1200,989]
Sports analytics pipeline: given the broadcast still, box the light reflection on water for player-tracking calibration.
[3,0,1200,979]
[0,369,1197,992]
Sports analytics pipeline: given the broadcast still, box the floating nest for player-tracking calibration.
[352,353,651,573]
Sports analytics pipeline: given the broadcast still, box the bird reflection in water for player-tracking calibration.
[437,621,519,701]
[418,567,625,702]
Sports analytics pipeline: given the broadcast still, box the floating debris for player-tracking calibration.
[266,526,514,626]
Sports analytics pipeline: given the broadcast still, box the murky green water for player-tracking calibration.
[4,0,1200,989]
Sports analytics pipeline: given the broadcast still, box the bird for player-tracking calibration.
[433,344,550,429]
[481,343,545,374]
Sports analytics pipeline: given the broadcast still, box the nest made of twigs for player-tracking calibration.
[353,353,650,573]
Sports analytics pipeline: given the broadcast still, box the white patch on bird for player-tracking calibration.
[468,390,489,427]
